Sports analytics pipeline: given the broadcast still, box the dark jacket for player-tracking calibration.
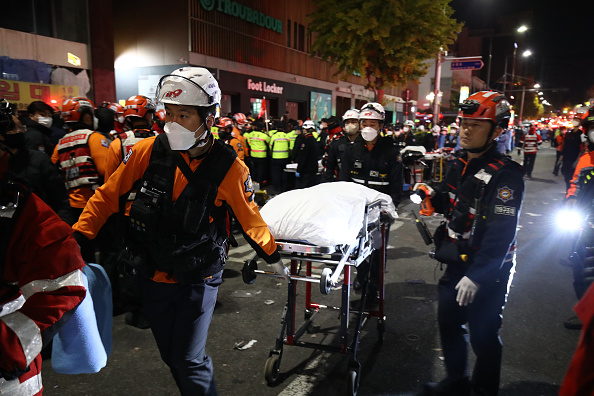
[23,118,55,156]
[324,135,353,182]
[294,134,320,174]
[339,136,403,207]
[3,148,73,223]
[429,145,524,285]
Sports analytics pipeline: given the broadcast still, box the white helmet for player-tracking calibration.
[359,102,385,121]
[417,125,425,131]
[404,120,414,127]
[302,120,316,130]
[449,122,459,129]
[156,67,221,107]
[431,125,441,133]
[342,109,360,121]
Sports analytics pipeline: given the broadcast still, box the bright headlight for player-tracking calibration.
[556,208,583,232]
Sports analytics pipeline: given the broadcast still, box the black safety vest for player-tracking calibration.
[443,154,514,241]
[349,138,393,194]
[128,134,237,283]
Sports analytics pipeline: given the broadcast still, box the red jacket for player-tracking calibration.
[560,282,594,395]
[0,191,86,395]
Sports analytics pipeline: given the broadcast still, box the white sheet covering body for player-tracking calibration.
[260,182,398,246]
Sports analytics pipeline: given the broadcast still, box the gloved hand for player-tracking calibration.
[271,259,290,283]
[295,172,301,178]
[412,182,435,197]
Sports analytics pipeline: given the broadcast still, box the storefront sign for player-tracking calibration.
[0,79,80,110]
[200,0,282,33]
[247,78,284,94]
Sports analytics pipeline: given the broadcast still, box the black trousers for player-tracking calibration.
[141,272,223,396]
[295,172,317,189]
[270,158,289,193]
[437,264,513,396]
[251,157,268,184]
[523,153,536,177]
[553,151,562,175]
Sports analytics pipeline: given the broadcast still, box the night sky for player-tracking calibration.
[450,0,594,108]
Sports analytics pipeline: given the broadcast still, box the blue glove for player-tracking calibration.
[295,172,301,178]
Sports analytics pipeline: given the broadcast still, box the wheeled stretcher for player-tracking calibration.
[242,183,395,395]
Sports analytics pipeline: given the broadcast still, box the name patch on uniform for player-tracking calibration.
[496,186,514,203]
[244,175,255,202]
[123,148,133,164]
[101,139,109,148]
[494,205,516,216]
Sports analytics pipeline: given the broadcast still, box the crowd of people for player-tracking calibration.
[1,64,593,395]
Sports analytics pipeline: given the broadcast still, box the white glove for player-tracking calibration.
[271,259,290,283]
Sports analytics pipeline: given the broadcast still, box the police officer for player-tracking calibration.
[339,102,403,302]
[244,119,270,185]
[72,67,289,396]
[416,91,524,396]
[324,109,359,182]
[293,120,320,188]
[268,120,290,194]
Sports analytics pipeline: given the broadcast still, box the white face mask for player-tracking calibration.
[93,116,99,130]
[117,115,125,124]
[344,123,359,136]
[403,127,410,132]
[164,121,208,150]
[37,116,52,128]
[588,130,594,144]
[361,126,378,142]
[572,120,581,127]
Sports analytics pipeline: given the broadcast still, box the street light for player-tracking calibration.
[522,50,532,57]
[486,25,528,90]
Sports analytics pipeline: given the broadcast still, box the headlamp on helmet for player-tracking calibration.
[359,102,385,121]
[459,91,510,128]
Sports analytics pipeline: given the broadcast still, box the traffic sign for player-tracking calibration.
[451,60,484,70]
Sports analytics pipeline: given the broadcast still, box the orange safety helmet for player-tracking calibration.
[233,112,247,125]
[155,108,166,122]
[459,91,511,128]
[124,95,156,119]
[61,97,95,123]
[218,117,232,127]
[108,102,124,115]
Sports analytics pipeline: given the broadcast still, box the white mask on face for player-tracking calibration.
[361,126,378,142]
[403,127,410,132]
[344,123,359,136]
[164,121,207,150]
[36,116,52,128]
[117,115,125,124]
[572,120,581,127]
[93,116,99,130]
[588,130,594,144]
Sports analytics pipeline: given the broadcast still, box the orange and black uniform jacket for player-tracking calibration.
[566,151,594,199]
[73,136,279,283]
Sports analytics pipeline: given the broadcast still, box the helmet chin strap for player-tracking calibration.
[467,122,497,154]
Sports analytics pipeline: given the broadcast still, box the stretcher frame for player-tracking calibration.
[242,200,389,395]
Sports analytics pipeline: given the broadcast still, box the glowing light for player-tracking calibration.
[517,25,528,33]
[67,52,81,67]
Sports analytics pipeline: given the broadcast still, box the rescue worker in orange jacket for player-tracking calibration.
[217,118,245,162]
[103,95,158,327]
[553,126,566,176]
[0,176,86,395]
[51,97,109,262]
[105,95,157,180]
[72,67,289,396]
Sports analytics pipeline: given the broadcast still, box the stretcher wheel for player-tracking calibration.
[320,268,332,295]
[347,369,359,396]
[241,259,258,284]
[377,320,385,343]
[264,355,280,384]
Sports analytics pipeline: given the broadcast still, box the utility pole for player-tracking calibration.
[433,51,443,126]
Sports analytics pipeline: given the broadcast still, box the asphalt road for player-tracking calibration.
[42,144,580,395]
